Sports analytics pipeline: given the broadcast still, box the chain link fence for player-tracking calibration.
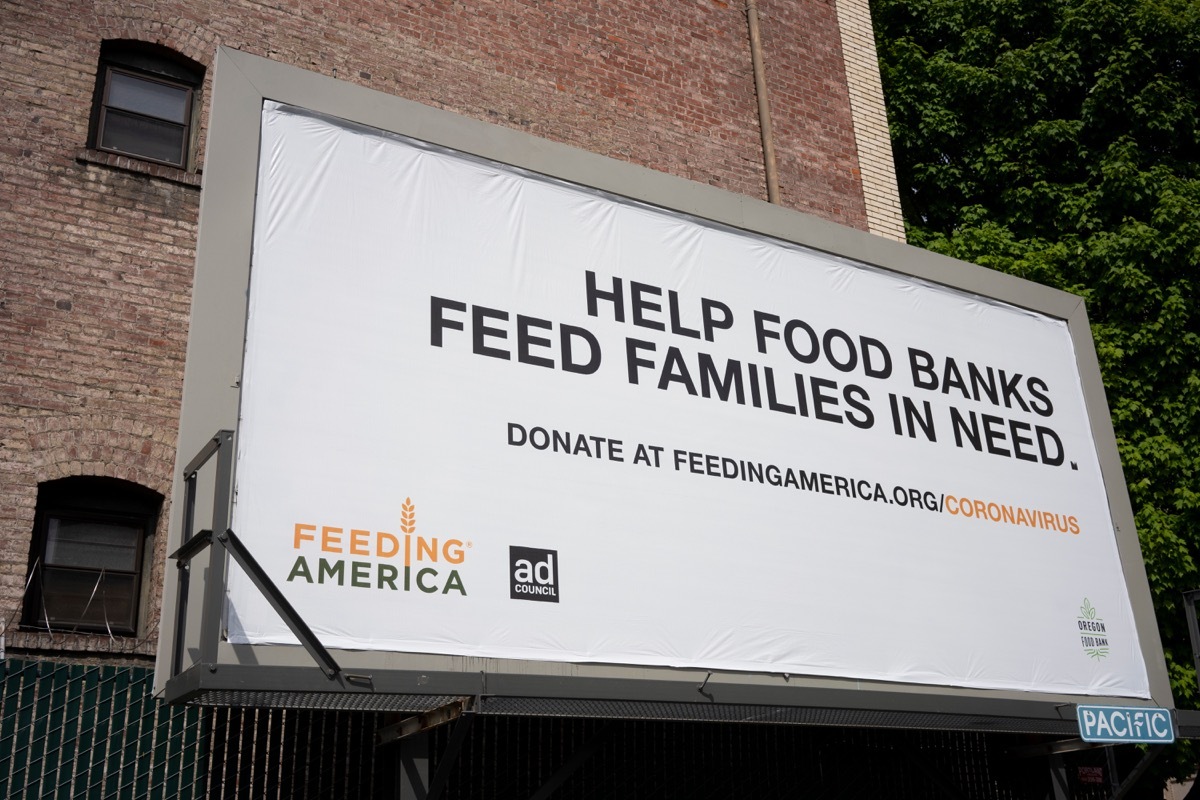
[1,659,206,799]
[0,659,381,799]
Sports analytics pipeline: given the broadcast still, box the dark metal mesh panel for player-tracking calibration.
[182,687,1079,735]
[191,690,460,713]
[474,695,1079,735]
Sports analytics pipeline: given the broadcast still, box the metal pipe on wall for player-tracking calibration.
[746,0,781,204]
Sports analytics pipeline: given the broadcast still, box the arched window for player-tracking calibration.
[22,476,162,635]
[91,40,204,169]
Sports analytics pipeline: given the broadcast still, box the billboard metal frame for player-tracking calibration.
[156,47,1173,735]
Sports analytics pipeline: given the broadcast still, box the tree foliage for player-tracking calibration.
[871,0,1200,741]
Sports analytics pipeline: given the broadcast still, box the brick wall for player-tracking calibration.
[0,0,889,659]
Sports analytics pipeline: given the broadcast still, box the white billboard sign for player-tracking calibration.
[227,102,1149,698]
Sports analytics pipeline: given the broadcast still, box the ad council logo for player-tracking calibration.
[510,546,559,602]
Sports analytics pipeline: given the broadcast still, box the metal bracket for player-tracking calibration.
[171,527,342,680]
[377,698,472,745]
[172,430,234,677]
[170,430,343,682]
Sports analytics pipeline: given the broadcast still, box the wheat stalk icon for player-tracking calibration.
[401,497,416,534]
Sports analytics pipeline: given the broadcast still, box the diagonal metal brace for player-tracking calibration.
[1110,744,1166,800]
[426,710,475,800]
[528,723,613,800]
[170,527,342,680]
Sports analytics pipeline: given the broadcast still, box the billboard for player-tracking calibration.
[221,99,1150,699]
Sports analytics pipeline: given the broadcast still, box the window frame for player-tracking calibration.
[95,64,195,169]
[22,478,161,637]
[90,42,205,172]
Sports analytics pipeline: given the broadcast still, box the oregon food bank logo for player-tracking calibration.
[509,546,559,602]
[285,497,469,595]
[1077,598,1109,660]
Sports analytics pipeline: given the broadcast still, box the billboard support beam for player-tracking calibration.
[1183,589,1200,684]
[396,733,430,800]
[199,432,234,666]
[216,529,342,679]
[377,698,472,745]
[529,724,614,800]
[425,712,476,800]
[170,526,343,680]
[1110,745,1166,800]
[1048,754,1070,800]
[173,429,234,677]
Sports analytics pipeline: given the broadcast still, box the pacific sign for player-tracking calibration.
[1077,705,1175,743]
[224,102,1150,698]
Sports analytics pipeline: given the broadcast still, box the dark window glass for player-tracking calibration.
[99,107,189,165]
[46,517,141,570]
[23,477,161,636]
[39,568,138,632]
[106,71,189,122]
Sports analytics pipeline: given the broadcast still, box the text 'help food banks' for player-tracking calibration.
[431,271,1069,468]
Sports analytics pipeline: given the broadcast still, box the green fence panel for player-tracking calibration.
[23,663,46,800]
[102,666,129,799]
[125,670,151,800]
[10,661,38,796]
[55,663,84,800]
[0,660,31,798]
[0,659,207,800]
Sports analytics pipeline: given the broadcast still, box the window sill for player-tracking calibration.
[8,627,156,658]
[77,148,202,188]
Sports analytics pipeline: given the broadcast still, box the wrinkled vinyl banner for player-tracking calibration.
[228,102,1150,698]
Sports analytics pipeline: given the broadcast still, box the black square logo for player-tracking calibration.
[509,546,559,603]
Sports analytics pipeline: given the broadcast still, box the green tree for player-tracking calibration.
[871,0,1200,771]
